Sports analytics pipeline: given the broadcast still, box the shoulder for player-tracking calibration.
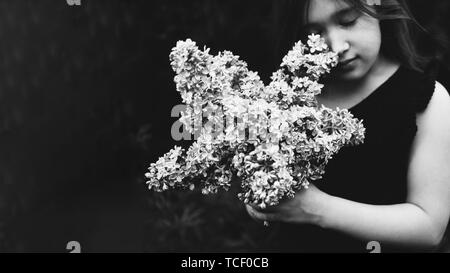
[434,81,450,99]
[434,81,450,104]
[417,81,450,122]
[410,81,450,179]
[399,69,448,114]
[416,81,450,144]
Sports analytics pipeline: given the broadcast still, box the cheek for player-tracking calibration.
[352,19,382,60]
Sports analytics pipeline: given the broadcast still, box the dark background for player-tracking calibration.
[0,0,449,252]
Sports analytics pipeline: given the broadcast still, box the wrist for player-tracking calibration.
[307,190,333,228]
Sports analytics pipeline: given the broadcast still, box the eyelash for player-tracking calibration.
[339,17,359,27]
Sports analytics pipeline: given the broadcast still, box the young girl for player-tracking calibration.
[246,0,450,252]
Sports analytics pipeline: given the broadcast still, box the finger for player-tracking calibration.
[246,205,280,222]
[246,204,277,217]
[258,205,280,213]
[247,203,278,213]
[246,205,261,220]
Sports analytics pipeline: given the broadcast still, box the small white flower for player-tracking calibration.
[307,34,329,53]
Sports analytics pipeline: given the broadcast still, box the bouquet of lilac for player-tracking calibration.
[145,34,365,210]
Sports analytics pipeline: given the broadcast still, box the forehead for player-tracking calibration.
[306,0,353,23]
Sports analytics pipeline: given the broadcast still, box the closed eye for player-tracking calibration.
[339,17,358,27]
[336,10,361,28]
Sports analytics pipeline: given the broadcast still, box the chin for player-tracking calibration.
[335,67,369,81]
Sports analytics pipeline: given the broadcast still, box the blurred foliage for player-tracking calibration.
[142,189,281,253]
[0,0,449,252]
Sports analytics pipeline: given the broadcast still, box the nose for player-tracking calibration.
[325,28,350,57]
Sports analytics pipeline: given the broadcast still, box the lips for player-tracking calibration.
[338,57,357,68]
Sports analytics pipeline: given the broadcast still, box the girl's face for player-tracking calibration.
[304,0,383,81]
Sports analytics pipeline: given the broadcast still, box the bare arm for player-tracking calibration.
[316,82,450,248]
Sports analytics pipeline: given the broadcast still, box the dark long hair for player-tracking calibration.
[271,0,444,73]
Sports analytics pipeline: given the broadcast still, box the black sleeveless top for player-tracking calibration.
[266,66,437,253]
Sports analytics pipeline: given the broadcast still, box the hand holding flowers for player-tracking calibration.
[246,183,328,226]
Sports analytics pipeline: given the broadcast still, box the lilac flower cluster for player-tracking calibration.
[145,34,366,209]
